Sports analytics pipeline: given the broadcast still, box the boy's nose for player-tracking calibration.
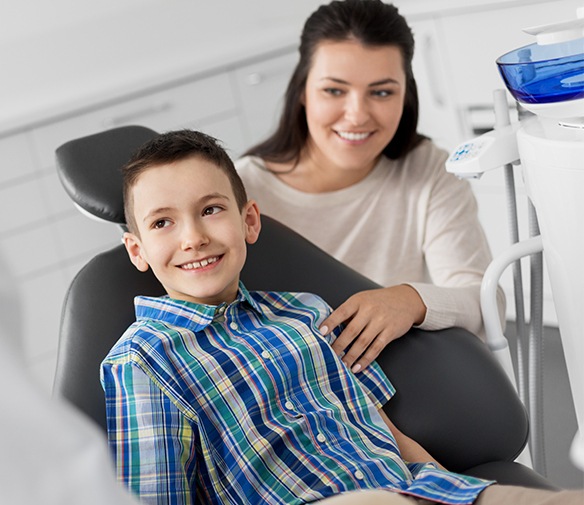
[180,223,209,250]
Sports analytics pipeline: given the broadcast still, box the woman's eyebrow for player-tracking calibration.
[368,78,400,87]
[321,77,400,86]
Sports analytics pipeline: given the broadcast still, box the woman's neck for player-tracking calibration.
[264,146,379,194]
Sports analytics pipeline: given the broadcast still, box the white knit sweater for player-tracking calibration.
[236,139,505,340]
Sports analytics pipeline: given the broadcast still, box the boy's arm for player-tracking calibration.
[377,408,446,470]
[102,361,197,504]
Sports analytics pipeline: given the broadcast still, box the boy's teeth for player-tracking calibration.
[182,256,219,270]
[337,131,370,141]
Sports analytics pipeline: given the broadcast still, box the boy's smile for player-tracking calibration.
[124,156,260,306]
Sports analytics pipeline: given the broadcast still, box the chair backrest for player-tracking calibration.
[54,125,531,476]
[56,125,157,224]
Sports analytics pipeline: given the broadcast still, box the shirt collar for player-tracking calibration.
[134,282,262,332]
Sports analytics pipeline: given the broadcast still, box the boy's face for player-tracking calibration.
[123,156,260,306]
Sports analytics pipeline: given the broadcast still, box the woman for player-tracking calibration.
[236,0,505,372]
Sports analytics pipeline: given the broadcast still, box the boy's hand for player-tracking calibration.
[319,285,426,372]
[378,408,445,469]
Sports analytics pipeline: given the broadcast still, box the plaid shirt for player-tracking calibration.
[101,283,491,504]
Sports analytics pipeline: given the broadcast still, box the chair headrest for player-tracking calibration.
[55,125,158,224]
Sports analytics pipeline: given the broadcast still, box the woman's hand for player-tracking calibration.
[319,285,427,372]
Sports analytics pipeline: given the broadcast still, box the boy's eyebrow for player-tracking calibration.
[143,207,174,223]
[141,193,232,223]
[200,192,231,203]
[321,77,399,87]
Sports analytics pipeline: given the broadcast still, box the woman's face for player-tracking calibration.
[302,39,406,176]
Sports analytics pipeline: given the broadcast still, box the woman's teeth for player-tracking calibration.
[337,131,371,141]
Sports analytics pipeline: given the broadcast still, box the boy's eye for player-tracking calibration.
[202,206,223,216]
[152,219,170,229]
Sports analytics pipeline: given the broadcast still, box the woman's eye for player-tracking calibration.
[371,89,393,98]
[324,87,344,96]
[202,206,223,216]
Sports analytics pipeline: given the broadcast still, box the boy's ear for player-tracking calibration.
[243,200,261,245]
[123,232,150,272]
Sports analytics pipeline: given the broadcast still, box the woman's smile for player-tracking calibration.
[335,130,375,143]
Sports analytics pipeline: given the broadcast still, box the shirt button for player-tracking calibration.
[316,433,326,443]
[354,470,365,480]
[284,401,294,410]
[229,322,238,330]
[261,350,271,359]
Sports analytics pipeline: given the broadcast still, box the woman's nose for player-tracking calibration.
[344,93,369,125]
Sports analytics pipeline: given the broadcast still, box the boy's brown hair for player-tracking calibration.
[122,130,248,234]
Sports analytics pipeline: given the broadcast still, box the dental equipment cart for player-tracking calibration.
[446,7,584,475]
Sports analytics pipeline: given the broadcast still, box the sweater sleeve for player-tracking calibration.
[405,147,506,341]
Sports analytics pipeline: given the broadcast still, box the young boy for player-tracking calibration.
[101,130,582,505]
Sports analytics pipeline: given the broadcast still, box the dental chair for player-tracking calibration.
[53,125,555,489]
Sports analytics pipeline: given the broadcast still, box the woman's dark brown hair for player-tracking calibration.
[245,0,424,165]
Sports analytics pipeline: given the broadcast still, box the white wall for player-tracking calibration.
[0,0,156,43]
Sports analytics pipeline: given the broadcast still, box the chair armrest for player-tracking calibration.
[378,327,529,473]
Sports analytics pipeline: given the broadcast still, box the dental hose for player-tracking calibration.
[493,91,529,405]
[528,200,546,476]
[494,91,547,474]
[504,166,530,404]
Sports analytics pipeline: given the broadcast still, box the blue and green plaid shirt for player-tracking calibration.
[101,283,490,504]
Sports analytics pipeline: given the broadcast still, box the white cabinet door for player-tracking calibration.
[182,116,246,160]
[409,17,464,151]
[0,134,37,184]
[232,50,298,150]
[30,72,239,170]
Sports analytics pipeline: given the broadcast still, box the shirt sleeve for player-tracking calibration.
[102,361,198,505]
[353,360,396,409]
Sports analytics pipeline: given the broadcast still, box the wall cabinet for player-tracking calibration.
[0,49,297,390]
[409,17,464,151]
[233,50,298,149]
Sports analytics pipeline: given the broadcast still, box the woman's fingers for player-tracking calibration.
[320,286,427,371]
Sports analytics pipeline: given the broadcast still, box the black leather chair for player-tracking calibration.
[54,125,555,489]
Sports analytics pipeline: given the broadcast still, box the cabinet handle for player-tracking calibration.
[245,73,264,86]
[422,34,446,108]
[102,102,172,128]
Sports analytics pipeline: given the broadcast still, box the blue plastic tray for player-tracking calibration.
[497,39,584,104]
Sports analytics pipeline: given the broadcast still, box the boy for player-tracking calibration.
[101,130,582,505]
